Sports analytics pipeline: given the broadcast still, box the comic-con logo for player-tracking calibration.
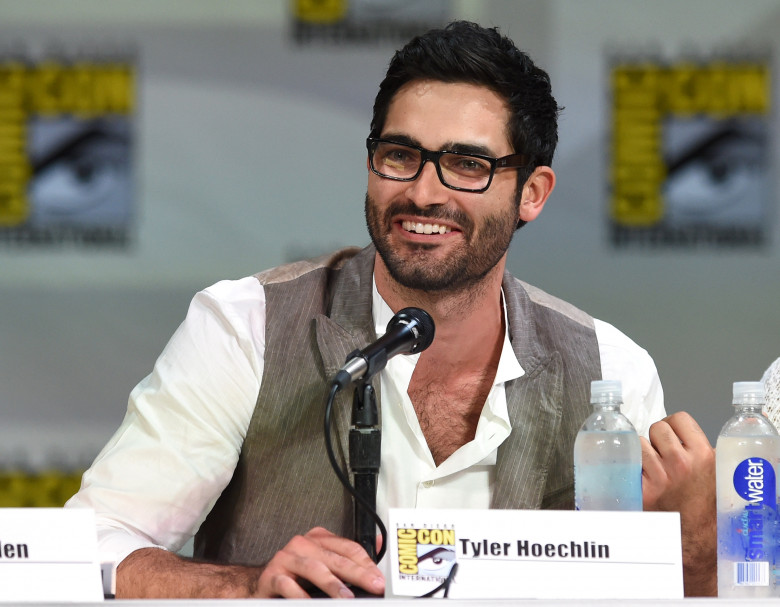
[397,527,456,579]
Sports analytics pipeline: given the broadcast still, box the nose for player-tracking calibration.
[405,160,450,206]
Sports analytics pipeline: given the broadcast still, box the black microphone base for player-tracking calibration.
[304,584,383,599]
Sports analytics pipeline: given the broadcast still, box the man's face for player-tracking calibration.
[365,80,521,293]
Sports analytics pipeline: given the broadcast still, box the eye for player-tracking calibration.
[417,547,456,574]
[387,148,412,163]
[662,117,766,223]
[379,144,417,169]
[28,117,131,222]
[446,154,490,175]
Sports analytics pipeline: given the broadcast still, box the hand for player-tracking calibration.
[641,411,716,597]
[255,526,385,598]
[115,528,384,599]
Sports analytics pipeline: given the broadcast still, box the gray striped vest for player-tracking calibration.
[194,245,600,564]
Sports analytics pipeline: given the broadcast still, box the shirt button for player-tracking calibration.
[422,480,434,488]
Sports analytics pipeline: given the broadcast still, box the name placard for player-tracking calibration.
[0,508,103,602]
[387,508,683,599]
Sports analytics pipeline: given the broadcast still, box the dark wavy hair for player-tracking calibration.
[370,20,560,224]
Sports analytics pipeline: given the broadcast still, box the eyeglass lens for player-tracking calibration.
[371,140,493,191]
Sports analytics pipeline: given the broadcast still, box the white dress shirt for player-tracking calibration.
[66,274,665,567]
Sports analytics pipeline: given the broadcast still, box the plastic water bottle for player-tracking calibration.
[574,379,643,511]
[717,381,780,598]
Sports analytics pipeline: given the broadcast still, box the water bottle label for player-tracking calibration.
[735,561,770,586]
[732,458,777,562]
[733,458,776,508]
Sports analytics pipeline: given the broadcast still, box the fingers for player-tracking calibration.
[255,527,385,599]
[642,413,693,508]
[640,436,667,508]
[307,528,384,594]
[642,411,715,512]
[655,411,711,451]
[641,412,716,597]
[646,413,711,474]
[647,415,693,481]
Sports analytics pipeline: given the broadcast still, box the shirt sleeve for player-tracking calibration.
[594,319,665,438]
[65,276,266,565]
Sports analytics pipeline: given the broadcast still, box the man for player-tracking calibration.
[67,21,715,598]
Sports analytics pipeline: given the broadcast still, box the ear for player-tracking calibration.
[517,166,556,223]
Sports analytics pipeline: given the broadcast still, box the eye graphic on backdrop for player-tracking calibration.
[662,117,767,226]
[27,117,132,227]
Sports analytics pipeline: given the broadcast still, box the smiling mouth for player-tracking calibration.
[401,220,453,235]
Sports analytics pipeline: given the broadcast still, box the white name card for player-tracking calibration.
[0,508,103,602]
[388,508,683,599]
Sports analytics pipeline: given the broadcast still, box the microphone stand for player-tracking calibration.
[327,308,433,571]
[349,378,381,563]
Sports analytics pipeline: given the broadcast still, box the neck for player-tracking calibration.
[374,253,506,371]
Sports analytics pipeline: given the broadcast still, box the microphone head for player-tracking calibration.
[390,307,435,354]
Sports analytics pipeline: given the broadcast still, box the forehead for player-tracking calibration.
[383,80,512,154]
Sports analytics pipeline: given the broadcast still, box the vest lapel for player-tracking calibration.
[315,245,379,468]
[492,351,564,508]
[491,275,565,509]
[316,316,376,463]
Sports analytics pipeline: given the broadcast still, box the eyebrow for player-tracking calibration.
[446,142,494,157]
[380,132,498,157]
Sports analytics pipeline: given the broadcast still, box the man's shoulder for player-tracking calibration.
[254,246,364,286]
[505,275,594,329]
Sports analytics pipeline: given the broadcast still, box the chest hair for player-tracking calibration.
[407,371,495,466]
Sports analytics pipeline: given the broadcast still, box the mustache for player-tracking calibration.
[383,200,474,233]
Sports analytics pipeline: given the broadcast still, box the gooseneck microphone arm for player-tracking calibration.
[324,307,435,564]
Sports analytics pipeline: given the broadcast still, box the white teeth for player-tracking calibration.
[402,220,451,235]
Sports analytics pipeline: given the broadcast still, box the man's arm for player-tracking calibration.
[116,527,385,599]
[641,411,716,597]
[67,277,268,564]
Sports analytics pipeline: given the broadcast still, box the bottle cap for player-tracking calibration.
[590,379,623,403]
[733,381,765,405]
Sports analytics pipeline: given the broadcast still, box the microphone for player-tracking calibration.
[332,307,435,389]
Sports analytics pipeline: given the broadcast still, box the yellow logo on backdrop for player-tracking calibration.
[611,61,769,226]
[294,0,348,24]
[0,60,134,227]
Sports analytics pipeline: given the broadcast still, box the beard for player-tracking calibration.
[364,193,518,293]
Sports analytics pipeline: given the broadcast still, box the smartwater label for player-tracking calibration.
[732,458,777,569]
[734,458,776,508]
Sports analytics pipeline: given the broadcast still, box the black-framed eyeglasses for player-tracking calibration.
[366,137,528,193]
